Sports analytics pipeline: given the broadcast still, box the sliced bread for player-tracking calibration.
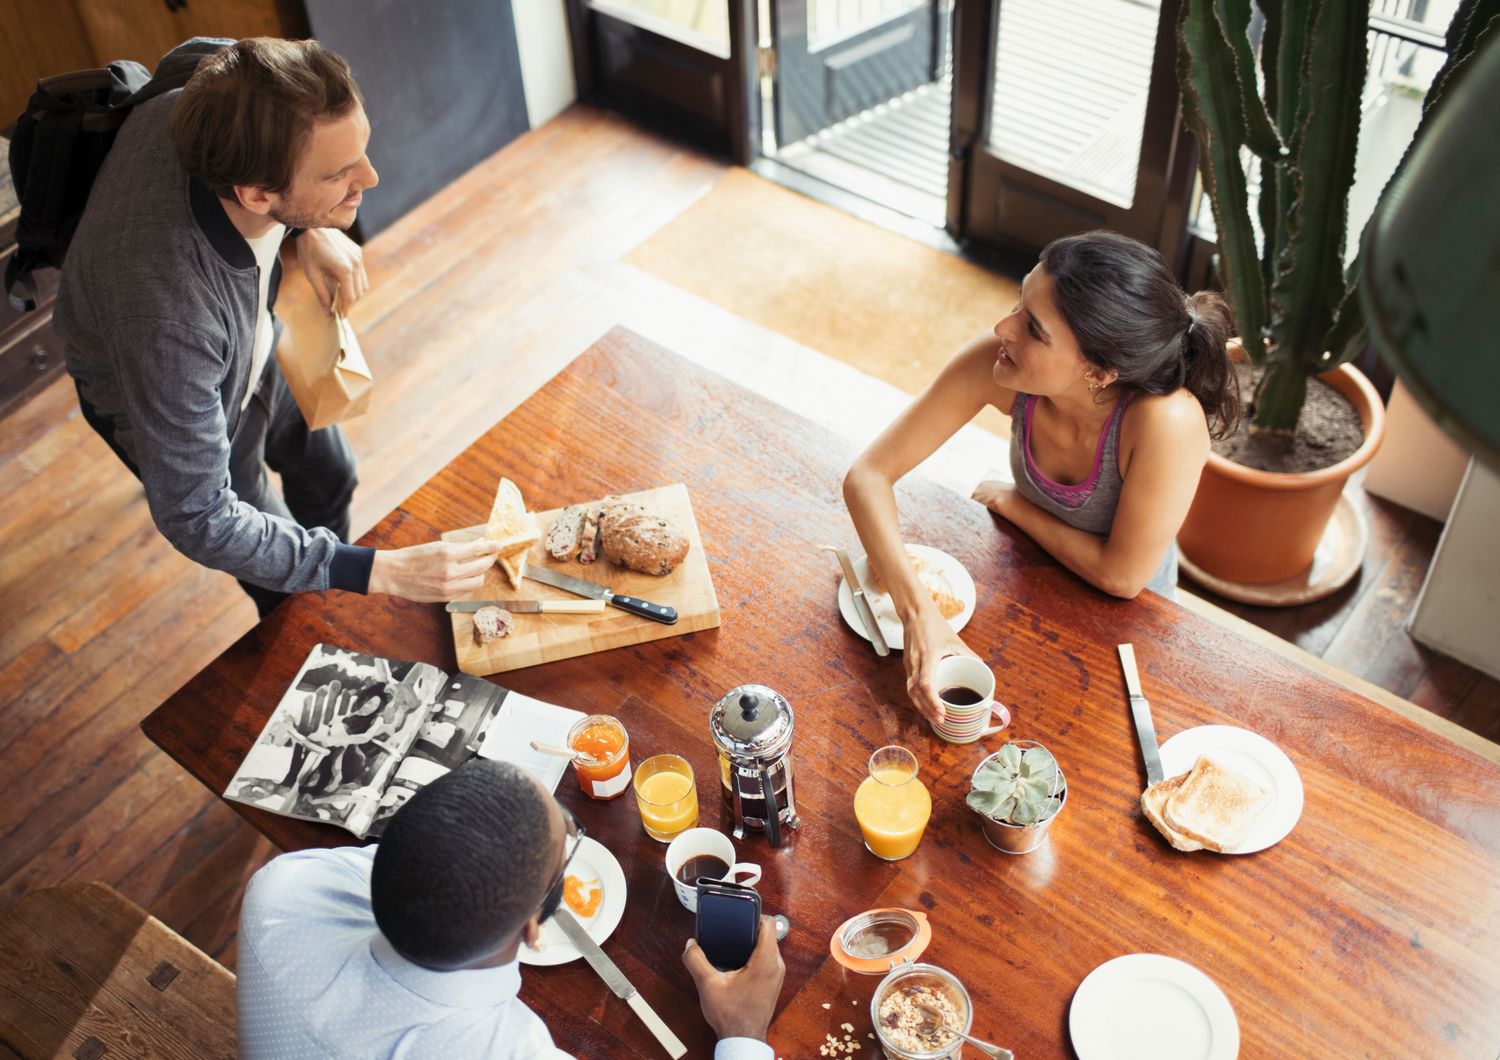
[484,478,540,589]
[1164,756,1272,853]
[1140,772,1204,852]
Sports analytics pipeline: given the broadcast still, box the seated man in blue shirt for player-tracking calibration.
[237,758,783,1058]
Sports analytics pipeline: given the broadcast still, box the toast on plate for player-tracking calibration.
[1164,756,1272,853]
[1140,772,1204,851]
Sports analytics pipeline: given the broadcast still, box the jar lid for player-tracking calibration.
[709,685,794,757]
[828,908,931,974]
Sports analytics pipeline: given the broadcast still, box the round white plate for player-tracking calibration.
[519,836,627,966]
[836,545,976,651]
[1157,725,1304,854]
[1070,954,1239,1060]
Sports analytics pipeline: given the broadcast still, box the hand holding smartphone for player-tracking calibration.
[694,878,761,971]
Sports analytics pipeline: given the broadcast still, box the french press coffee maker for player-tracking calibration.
[709,684,801,847]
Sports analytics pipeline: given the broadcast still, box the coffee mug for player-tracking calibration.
[931,656,1011,744]
[664,827,762,911]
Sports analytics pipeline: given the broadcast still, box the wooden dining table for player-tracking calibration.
[142,326,1500,1059]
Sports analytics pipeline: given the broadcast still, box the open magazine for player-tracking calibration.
[225,643,585,838]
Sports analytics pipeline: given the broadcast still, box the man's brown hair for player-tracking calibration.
[169,38,363,199]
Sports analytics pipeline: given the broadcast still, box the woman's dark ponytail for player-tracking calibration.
[1040,231,1242,439]
[1181,290,1239,439]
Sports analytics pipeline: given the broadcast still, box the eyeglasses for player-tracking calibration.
[538,803,586,924]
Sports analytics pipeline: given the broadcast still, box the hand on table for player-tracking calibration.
[683,914,785,1043]
[904,609,981,726]
[971,478,1017,518]
[368,538,505,602]
[296,227,369,314]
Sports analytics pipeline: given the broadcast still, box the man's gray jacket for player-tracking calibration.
[53,85,372,594]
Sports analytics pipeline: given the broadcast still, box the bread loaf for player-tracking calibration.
[599,502,690,576]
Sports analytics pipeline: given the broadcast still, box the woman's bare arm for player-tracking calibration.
[844,332,1013,719]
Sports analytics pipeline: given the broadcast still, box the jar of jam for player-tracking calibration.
[567,715,632,800]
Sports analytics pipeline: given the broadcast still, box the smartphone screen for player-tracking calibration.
[696,887,760,971]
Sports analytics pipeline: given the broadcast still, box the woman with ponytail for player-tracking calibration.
[844,230,1238,724]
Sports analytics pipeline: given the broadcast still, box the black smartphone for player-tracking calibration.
[695,878,761,971]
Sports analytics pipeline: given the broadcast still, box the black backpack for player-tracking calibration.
[4,38,228,312]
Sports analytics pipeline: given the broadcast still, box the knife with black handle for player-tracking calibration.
[526,566,678,625]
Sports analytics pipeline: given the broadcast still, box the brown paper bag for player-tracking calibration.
[277,291,373,430]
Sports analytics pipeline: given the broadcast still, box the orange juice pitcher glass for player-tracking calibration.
[854,745,932,861]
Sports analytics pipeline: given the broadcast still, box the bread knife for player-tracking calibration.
[1118,644,1164,786]
[525,566,678,624]
[823,546,890,656]
[553,909,686,1058]
[445,599,606,613]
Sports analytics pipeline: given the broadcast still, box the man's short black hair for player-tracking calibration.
[371,759,558,970]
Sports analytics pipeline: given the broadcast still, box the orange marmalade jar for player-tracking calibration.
[567,715,632,800]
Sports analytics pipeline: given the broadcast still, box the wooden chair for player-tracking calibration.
[0,882,235,1059]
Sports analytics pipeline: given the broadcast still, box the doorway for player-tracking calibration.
[950,0,1191,256]
[763,0,956,227]
[762,0,1191,259]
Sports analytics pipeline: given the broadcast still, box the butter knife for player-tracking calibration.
[1118,643,1164,786]
[553,909,686,1058]
[445,599,606,613]
[821,546,890,656]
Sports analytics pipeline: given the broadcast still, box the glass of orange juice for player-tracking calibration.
[634,754,699,842]
[567,715,632,800]
[854,745,932,860]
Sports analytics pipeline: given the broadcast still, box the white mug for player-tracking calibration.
[664,827,762,911]
[931,656,1011,744]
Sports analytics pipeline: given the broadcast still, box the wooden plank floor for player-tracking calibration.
[0,104,1493,973]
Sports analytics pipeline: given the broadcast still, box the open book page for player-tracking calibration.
[476,690,587,794]
[365,674,510,837]
[224,644,446,836]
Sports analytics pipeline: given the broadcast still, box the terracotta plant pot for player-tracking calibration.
[1178,363,1386,585]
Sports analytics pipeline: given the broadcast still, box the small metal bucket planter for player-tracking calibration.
[970,741,1067,855]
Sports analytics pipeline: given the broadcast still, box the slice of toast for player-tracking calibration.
[484,478,540,589]
[1164,756,1272,853]
[1140,772,1204,852]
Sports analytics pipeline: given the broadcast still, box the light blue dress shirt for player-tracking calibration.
[237,845,773,1060]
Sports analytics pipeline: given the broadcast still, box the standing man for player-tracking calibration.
[54,38,499,615]
[238,759,786,1057]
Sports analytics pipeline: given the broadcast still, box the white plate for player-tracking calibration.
[519,836,628,966]
[836,545,976,651]
[1070,954,1239,1060]
[1157,725,1304,854]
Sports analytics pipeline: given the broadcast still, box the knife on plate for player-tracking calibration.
[821,546,890,656]
[553,909,686,1059]
[1118,643,1164,786]
[445,599,607,613]
[526,566,678,625]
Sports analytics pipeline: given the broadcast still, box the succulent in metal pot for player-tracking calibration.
[967,742,1063,826]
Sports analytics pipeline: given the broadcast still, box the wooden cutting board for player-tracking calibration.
[442,483,720,675]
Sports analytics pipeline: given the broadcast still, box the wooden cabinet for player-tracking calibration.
[2,0,307,127]
[0,0,308,419]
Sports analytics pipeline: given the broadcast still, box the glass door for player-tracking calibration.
[766,0,955,223]
[772,0,942,144]
[950,0,1191,255]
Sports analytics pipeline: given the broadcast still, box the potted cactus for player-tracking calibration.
[967,741,1066,855]
[1173,0,1498,587]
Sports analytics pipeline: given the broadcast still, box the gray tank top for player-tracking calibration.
[1008,392,1178,599]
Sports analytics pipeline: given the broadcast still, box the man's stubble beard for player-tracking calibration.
[269,204,355,231]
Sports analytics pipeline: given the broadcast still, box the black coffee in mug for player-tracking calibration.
[938,685,984,706]
[675,854,730,884]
